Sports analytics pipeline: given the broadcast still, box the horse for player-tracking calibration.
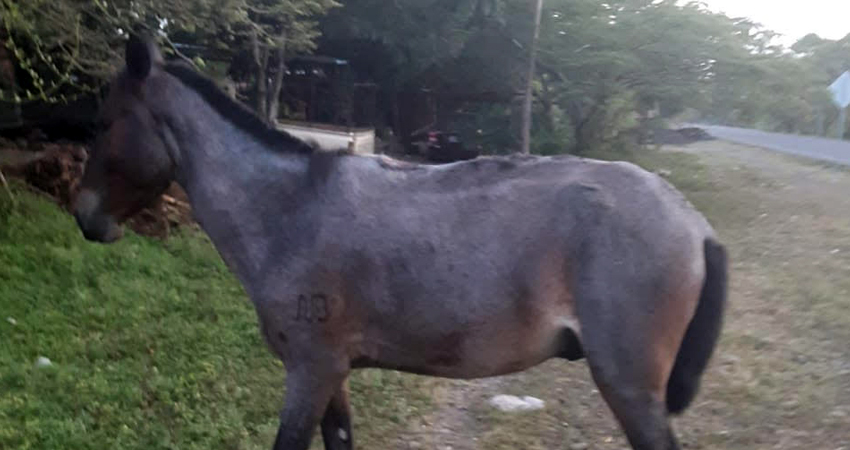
[73,35,728,450]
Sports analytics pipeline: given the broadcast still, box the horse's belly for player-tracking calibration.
[361,313,579,379]
[356,247,581,378]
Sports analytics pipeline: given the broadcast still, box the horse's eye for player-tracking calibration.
[96,120,111,132]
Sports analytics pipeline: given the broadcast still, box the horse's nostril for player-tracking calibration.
[74,210,100,241]
[73,211,88,232]
[75,217,97,241]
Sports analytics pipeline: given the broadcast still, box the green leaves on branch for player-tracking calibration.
[0,0,338,106]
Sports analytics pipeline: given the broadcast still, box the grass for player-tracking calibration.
[0,181,431,450]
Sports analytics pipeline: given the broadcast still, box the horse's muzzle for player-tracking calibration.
[73,190,124,243]
[74,212,123,243]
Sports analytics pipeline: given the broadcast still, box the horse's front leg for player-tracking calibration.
[260,287,355,449]
[273,366,347,450]
[320,378,353,450]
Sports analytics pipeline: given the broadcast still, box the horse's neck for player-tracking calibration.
[173,116,312,290]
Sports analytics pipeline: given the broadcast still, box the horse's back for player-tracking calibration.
[346,153,714,298]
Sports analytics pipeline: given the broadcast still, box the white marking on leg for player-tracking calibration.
[338,428,348,442]
[554,316,582,337]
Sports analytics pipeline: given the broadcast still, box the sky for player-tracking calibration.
[702,0,850,45]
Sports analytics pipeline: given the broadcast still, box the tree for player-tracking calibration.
[317,0,510,133]
[520,0,544,154]
[0,0,337,124]
[0,0,228,105]
[239,0,339,122]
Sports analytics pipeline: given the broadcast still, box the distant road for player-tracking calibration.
[693,124,850,166]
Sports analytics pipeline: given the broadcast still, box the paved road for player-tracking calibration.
[693,124,850,166]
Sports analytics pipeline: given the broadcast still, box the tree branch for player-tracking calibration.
[0,169,15,207]
[161,33,198,68]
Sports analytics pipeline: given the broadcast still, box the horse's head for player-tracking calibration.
[74,35,177,243]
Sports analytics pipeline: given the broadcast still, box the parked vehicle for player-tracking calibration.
[409,129,479,163]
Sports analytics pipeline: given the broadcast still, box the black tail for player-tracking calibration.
[666,238,728,415]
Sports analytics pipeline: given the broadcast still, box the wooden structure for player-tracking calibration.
[281,55,377,128]
[277,119,375,154]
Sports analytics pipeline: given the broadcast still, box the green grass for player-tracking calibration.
[0,182,431,450]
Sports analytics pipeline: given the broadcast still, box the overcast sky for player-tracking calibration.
[701,0,850,45]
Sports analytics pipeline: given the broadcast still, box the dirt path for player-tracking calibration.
[389,140,850,450]
[392,377,503,450]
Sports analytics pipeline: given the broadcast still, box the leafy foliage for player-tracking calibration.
[0,0,337,108]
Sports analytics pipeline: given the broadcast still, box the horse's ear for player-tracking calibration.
[126,34,162,80]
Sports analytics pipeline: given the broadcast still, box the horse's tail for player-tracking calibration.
[666,238,728,415]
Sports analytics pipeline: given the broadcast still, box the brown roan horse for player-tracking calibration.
[73,36,728,450]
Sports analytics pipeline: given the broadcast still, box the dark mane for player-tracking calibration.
[163,62,316,154]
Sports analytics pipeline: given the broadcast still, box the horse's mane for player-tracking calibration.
[163,62,317,155]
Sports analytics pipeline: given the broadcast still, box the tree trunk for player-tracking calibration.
[540,74,554,132]
[0,28,22,129]
[521,0,544,154]
[392,91,402,141]
[252,29,269,120]
[511,91,525,151]
[266,32,287,123]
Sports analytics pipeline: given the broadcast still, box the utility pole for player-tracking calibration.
[521,0,544,154]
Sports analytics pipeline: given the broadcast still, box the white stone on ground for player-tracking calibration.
[488,394,545,412]
[35,356,52,368]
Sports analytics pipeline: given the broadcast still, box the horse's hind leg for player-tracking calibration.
[576,277,687,449]
[320,378,353,450]
[589,369,680,450]
[581,325,681,450]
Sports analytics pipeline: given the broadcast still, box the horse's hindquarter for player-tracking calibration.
[560,160,712,391]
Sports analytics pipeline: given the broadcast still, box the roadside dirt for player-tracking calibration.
[391,377,503,450]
